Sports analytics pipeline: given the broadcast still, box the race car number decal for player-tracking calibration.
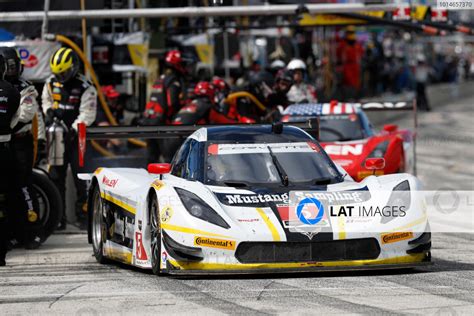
[194,237,236,250]
[324,144,364,156]
[135,232,148,260]
[381,231,413,244]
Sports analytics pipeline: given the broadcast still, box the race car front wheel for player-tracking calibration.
[91,185,108,264]
[149,194,161,275]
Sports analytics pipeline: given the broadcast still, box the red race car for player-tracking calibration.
[281,101,416,181]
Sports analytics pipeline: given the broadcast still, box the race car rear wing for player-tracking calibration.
[78,120,320,167]
[356,100,415,112]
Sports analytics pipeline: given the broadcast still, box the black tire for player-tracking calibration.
[32,168,62,242]
[91,185,109,264]
[149,194,162,275]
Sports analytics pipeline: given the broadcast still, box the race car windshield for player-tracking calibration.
[205,142,341,186]
[319,114,365,142]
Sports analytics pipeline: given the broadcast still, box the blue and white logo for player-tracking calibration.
[296,197,325,225]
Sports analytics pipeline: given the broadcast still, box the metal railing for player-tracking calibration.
[0,4,397,22]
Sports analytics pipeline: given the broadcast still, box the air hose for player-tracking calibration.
[225,91,267,112]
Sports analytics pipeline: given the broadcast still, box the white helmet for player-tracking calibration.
[270,59,285,70]
[287,59,306,71]
[416,54,426,63]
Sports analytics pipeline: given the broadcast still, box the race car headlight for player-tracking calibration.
[368,141,389,158]
[175,188,230,229]
[381,180,411,224]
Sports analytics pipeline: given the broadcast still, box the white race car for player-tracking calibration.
[83,124,431,275]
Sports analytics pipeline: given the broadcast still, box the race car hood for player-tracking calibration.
[197,173,421,242]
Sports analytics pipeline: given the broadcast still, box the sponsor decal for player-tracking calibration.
[160,206,173,223]
[293,190,370,205]
[237,218,260,223]
[324,144,364,156]
[0,96,8,102]
[152,180,164,190]
[19,48,38,68]
[194,236,236,250]
[161,251,168,268]
[381,232,413,244]
[138,220,142,231]
[135,232,148,260]
[102,175,119,188]
[215,192,289,207]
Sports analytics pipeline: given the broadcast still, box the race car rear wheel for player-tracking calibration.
[149,194,162,275]
[91,185,108,264]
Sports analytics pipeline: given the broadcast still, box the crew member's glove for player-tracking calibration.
[45,108,65,125]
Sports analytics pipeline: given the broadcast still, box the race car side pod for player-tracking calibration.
[77,120,320,167]
[338,12,445,35]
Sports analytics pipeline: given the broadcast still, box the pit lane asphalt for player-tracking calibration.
[1,87,473,315]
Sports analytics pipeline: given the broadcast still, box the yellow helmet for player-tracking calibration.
[50,47,79,82]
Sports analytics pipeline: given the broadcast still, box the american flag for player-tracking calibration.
[283,103,356,116]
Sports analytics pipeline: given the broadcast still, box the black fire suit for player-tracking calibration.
[0,79,21,264]
[42,74,97,227]
[9,78,44,246]
[141,72,186,163]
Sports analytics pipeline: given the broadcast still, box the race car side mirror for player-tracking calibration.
[365,158,385,170]
[383,124,398,133]
[148,163,171,175]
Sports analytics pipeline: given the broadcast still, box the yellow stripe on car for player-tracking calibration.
[387,215,428,233]
[256,208,281,241]
[104,247,132,264]
[168,253,426,271]
[161,223,232,239]
[338,215,346,240]
[100,192,136,215]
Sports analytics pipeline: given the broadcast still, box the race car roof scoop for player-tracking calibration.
[162,231,203,262]
[272,122,283,134]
